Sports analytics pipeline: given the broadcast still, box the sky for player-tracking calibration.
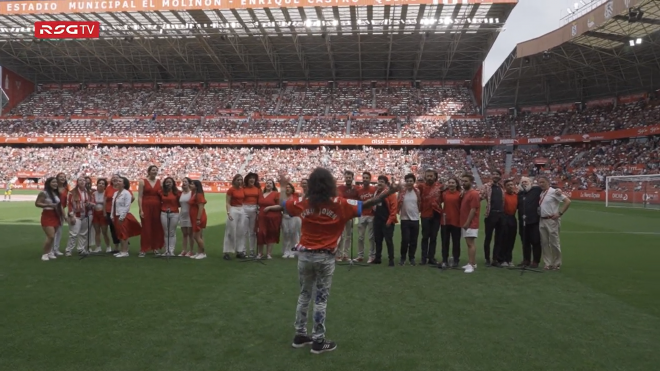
[482,0,592,84]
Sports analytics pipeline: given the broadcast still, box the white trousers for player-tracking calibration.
[52,227,63,253]
[243,204,258,254]
[161,211,180,254]
[281,215,301,256]
[540,218,562,267]
[66,216,89,253]
[338,219,354,258]
[223,206,247,254]
[357,215,376,258]
[88,216,96,247]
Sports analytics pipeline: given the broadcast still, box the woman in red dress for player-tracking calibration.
[256,179,282,259]
[158,177,180,256]
[188,180,208,260]
[36,177,64,261]
[138,165,164,257]
[112,177,142,258]
[92,178,111,253]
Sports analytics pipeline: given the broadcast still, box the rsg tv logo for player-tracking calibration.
[34,21,100,39]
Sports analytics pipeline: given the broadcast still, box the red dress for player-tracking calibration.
[114,214,142,241]
[140,179,164,252]
[256,191,282,245]
[188,192,207,233]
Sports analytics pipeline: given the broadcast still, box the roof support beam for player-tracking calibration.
[442,31,463,80]
[412,32,426,81]
[325,34,336,81]
[482,48,516,112]
[291,34,310,80]
[385,31,394,80]
[226,35,255,79]
[260,35,283,80]
[195,35,232,81]
[357,33,362,81]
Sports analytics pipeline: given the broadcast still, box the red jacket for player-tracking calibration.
[397,187,422,216]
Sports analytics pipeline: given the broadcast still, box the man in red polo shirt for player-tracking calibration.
[280,168,400,354]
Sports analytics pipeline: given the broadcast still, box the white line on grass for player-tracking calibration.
[563,231,660,235]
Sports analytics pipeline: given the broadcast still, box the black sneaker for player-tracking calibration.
[292,334,313,348]
[223,253,231,261]
[311,339,337,354]
[410,258,416,266]
[399,258,405,266]
[388,260,394,267]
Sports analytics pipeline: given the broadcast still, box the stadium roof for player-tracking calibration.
[483,0,660,111]
[0,0,516,83]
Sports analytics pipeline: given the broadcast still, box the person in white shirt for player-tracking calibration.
[537,176,571,270]
[398,173,421,266]
[111,177,142,258]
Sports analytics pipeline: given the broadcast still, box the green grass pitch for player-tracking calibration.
[1,191,659,371]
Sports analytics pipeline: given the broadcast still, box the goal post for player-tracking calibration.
[605,174,660,210]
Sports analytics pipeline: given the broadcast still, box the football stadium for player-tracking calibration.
[0,0,659,369]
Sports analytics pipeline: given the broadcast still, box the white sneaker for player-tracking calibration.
[65,252,72,257]
[282,253,290,258]
[464,264,475,273]
[92,247,102,253]
[195,253,207,260]
[55,250,63,256]
[115,252,129,258]
[138,252,145,258]
[190,254,198,259]
[41,254,50,261]
[462,263,477,269]
[105,247,112,253]
[267,255,272,260]
[48,253,57,260]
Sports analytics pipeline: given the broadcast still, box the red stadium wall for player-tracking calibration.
[1,68,35,114]
[471,65,483,109]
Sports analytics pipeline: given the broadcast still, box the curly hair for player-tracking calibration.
[306,167,337,209]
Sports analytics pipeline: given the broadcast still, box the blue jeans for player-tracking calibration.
[294,251,335,342]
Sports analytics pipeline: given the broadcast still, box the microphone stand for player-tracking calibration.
[507,195,542,275]
[80,205,105,260]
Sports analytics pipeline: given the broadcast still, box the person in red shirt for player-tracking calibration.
[336,170,360,261]
[460,173,481,274]
[440,177,462,269]
[158,177,180,256]
[188,180,208,260]
[281,167,400,355]
[356,171,377,263]
[416,169,443,265]
[242,173,261,257]
[223,174,247,260]
[500,179,519,267]
[256,179,282,259]
[36,177,64,261]
[372,175,399,266]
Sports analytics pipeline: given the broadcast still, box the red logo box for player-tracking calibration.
[34,21,100,39]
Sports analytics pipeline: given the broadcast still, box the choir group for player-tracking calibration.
[34,165,568,275]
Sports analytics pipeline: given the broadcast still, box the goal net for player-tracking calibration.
[605,174,660,209]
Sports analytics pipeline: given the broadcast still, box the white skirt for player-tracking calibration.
[179,211,192,227]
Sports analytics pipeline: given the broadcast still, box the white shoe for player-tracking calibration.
[48,253,57,260]
[282,253,290,258]
[115,252,129,258]
[190,254,198,259]
[267,255,272,260]
[65,252,72,257]
[55,250,63,256]
[462,263,477,269]
[138,252,145,258]
[105,247,112,253]
[464,264,475,273]
[92,247,102,253]
[41,254,50,261]
[195,253,207,260]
